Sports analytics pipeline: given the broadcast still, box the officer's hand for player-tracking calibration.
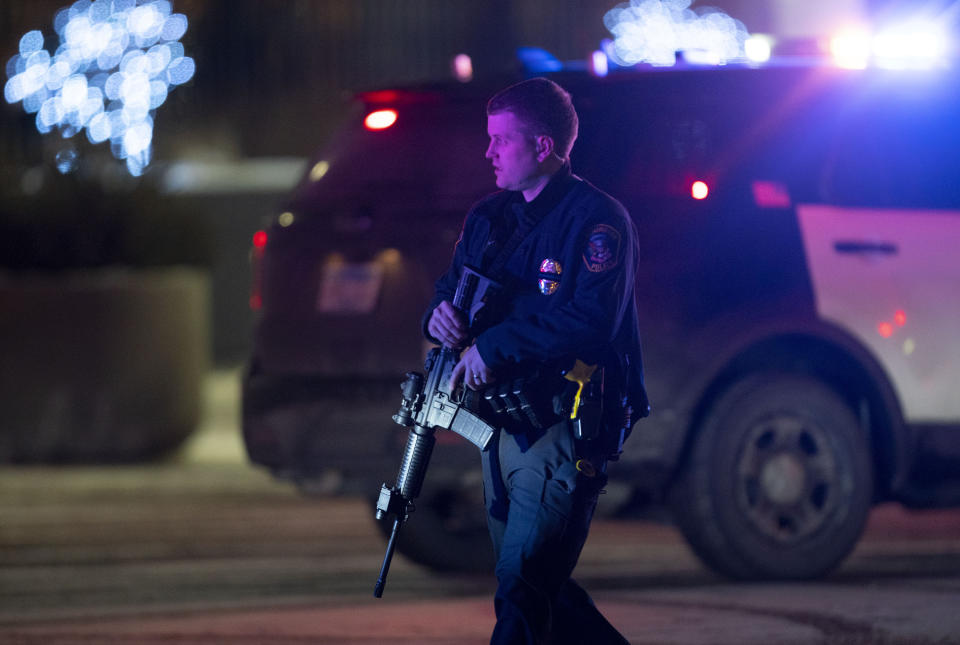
[428,301,468,349]
[450,344,494,391]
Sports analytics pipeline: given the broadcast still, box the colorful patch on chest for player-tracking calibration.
[583,224,621,272]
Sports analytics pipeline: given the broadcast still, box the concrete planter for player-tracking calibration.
[0,268,210,462]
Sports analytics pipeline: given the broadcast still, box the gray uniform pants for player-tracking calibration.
[482,419,629,645]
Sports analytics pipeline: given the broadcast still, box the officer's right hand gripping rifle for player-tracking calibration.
[373,265,499,598]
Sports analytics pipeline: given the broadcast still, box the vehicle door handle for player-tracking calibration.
[833,241,898,256]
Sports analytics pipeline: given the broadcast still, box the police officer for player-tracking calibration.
[425,78,646,645]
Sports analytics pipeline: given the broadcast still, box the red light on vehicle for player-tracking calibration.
[878,322,894,338]
[751,180,792,208]
[691,180,709,200]
[362,90,399,103]
[894,310,907,326]
[252,230,268,248]
[364,109,398,131]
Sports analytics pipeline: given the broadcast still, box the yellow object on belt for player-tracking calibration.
[563,360,597,420]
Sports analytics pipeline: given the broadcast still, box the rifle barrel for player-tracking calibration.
[373,517,403,598]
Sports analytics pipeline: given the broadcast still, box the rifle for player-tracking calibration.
[373,265,499,598]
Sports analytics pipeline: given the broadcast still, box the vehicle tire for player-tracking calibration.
[670,373,873,580]
[371,468,494,573]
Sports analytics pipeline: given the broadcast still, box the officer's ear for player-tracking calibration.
[534,135,555,162]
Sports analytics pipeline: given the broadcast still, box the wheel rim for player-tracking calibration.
[735,413,844,544]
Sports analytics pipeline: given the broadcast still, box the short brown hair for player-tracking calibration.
[487,77,579,160]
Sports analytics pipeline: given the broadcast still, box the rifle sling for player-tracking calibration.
[484,201,550,279]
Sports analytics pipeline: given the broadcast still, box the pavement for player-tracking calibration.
[4,369,960,644]
[4,577,960,644]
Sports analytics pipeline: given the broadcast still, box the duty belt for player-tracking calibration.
[480,361,604,436]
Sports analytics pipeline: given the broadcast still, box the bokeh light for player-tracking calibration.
[4,0,194,176]
[830,29,872,69]
[590,50,609,77]
[872,22,949,70]
[309,160,330,182]
[744,34,773,64]
[452,53,473,82]
[55,146,79,173]
[604,0,750,67]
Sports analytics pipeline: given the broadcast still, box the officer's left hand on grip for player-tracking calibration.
[428,300,468,349]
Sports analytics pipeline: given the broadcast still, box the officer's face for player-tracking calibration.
[485,111,541,194]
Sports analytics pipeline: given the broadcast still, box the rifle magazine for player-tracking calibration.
[450,407,495,450]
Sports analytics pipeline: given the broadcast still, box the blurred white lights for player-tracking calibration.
[830,23,949,70]
[744,34,773,64]
[4,0,194,176]
[830,29,871,69]
[603,0,750,67]
[872,23,949,69]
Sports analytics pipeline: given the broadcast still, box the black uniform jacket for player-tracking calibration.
[423,164,649,416]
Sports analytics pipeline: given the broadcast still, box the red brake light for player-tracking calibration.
[361,90,399,103]
[365,109,398,131]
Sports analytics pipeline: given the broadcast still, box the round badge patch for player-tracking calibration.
[538,258,562,295]
[583,224,621,272]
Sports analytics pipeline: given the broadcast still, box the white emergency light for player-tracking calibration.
[830,21,952,70]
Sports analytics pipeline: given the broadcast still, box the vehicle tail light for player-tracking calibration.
[691,180,709,200]
[364,109,398,131]
[250,230,267,311]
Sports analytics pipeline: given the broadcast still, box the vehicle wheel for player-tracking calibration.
[670,373,873,580]
[371,468,493,573]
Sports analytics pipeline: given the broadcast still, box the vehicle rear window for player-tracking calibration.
[292,101,491,215]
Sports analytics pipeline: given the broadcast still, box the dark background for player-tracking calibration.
[0,0,930,364]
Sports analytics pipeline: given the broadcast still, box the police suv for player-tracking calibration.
[243,60,960,579]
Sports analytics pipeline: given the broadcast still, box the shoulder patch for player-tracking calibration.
[583,223,621,272]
